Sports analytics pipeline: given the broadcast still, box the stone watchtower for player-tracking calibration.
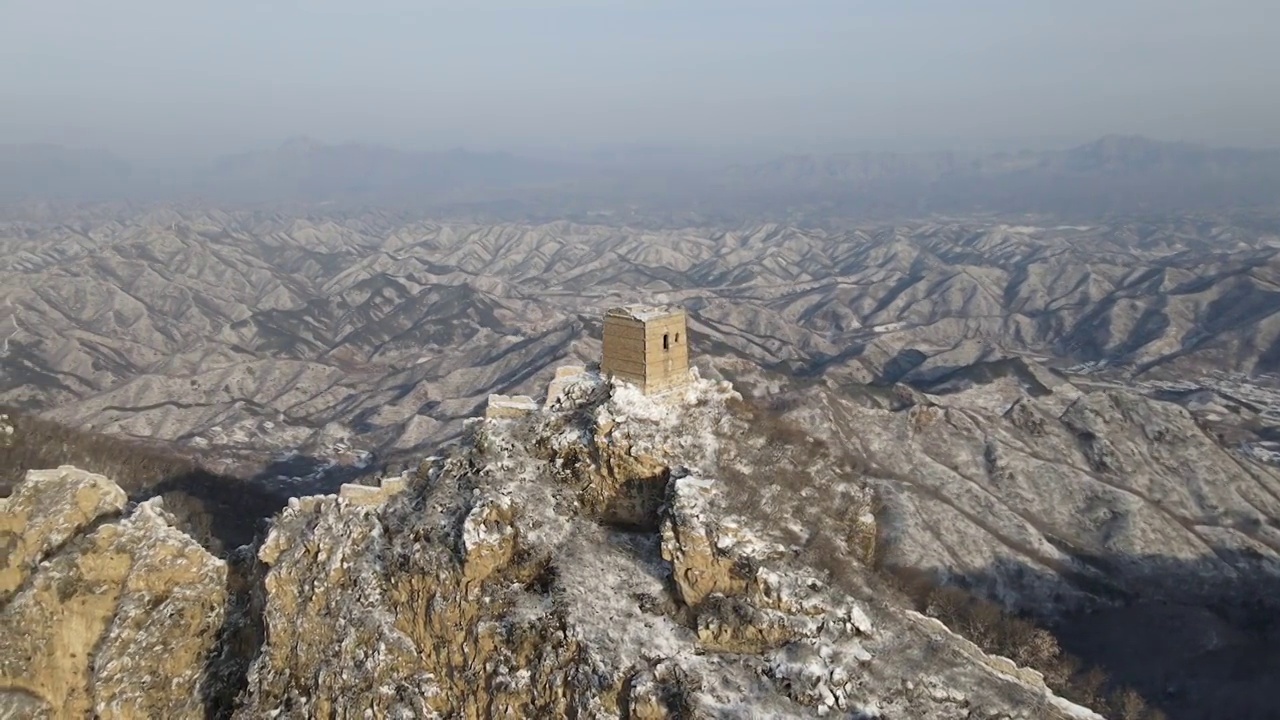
[600,305,690,395]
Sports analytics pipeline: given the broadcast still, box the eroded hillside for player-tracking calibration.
[3,210,1279,480]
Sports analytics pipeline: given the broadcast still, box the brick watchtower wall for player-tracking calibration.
[600,305,690,395]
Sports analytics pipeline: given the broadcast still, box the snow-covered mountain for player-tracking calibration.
[4,210,1279,480]
[4,204,1280,718]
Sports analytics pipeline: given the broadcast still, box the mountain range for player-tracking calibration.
[5,211,1279,475]
[5,143,1280,717]
[4,135,1280,222]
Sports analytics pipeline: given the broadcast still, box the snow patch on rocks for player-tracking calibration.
[232,365,1106,719]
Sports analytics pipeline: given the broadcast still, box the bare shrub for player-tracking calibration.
[1069,666,1110,710]
[719,395,884,582]
[799,530,857,589]
[879,562,1164,719]
[0,407,281,553]
[881,564,938,604]
[1002,622,1062,671]
[714,394,1164,717]
[846,496,880,568]
[923,585,970,625]
[1108,687,1167,720]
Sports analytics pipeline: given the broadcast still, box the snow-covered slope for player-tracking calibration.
[232,371,1099,718]
[6,210,1280,478]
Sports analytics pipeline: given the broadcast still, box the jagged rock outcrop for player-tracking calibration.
[0,375,1120,719]
[0,467,228,719]
[233,372,1102,719]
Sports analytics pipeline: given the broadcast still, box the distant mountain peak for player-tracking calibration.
[277,135,328,154]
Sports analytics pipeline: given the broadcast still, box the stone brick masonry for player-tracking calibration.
[600,305,690,394]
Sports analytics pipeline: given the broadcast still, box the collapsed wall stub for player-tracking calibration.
[600,305,690,395]
[485,394,539,420]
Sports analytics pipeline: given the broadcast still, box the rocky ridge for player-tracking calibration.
[759,361,1280,719]
[828,377,1280,610]
[0,373,1103,719]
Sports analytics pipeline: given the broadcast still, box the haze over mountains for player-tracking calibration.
[6,121,1280,720]
[5,135,1280,223]
[6,0,1280,715]
[5,171,1280,717]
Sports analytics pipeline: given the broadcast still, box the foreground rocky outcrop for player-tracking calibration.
[0,467,228,719]
[0,373,1107,719]
[234,372,1099,719]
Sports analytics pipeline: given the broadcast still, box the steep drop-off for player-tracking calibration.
[1,374,1102,719]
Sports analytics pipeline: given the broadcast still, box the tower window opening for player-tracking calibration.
[675,332,680,343]
[663,333,670,350]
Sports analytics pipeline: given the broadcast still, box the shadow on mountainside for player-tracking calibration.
[1,411,276,552]
[162,459,392,718]
[872,347,929,386]
[200,543,268,720]
[0,408,291,718]
[144,467,289,553]
[1,406,381,552]
[897,549,1280,720]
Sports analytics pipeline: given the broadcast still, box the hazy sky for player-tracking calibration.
[2,0,1278,158]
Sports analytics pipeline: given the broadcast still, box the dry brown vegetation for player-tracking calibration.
[1,407,197,495]
[719,394,886,569]
[0,407,282,552]
[716,395,1168,719]
[884,566,1168,720]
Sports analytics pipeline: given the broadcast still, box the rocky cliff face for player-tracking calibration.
[0,373,1106,719]
[0,467,229,719]
[238,372,1094,719]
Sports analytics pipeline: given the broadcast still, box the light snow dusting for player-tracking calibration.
[241,363,1115,719]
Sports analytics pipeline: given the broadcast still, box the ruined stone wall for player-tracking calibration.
[601,310,689,394]
[484,394,538,420]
